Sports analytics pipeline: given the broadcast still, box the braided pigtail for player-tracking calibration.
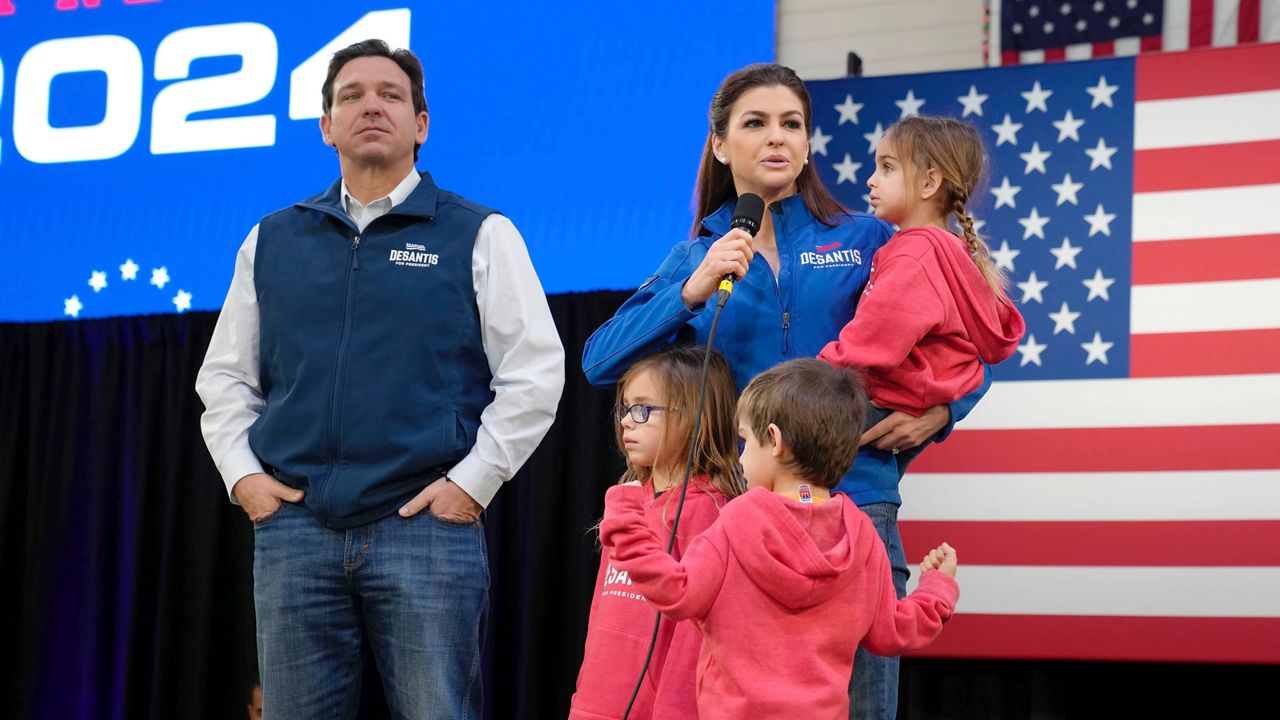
[952,195,1012,304]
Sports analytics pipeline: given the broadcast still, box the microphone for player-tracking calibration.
[716,193,766,300]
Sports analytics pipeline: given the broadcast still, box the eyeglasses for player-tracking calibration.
[615,403,678,424]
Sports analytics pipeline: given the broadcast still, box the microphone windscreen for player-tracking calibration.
[730,193,766,237]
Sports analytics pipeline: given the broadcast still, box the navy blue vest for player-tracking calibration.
[249,172,496,528]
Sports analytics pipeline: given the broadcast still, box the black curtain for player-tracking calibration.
[1,291,1273,719]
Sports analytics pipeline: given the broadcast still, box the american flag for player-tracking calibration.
[805,41,1280,663]
[991,0,1280,65]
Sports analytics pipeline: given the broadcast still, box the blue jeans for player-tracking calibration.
[849,502,909,720]
[252,501,489,720]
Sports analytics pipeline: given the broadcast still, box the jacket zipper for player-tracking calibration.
[321,233,362,522]
[773,206,792,354]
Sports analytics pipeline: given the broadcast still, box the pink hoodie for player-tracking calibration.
[601,485,959,720]
[819,225,1025,415]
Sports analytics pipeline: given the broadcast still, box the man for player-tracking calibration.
[196,39,564,719]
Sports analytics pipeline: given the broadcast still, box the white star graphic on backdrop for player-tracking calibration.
[957,85,989,117]
[1043,20,1056,33]
[1109,15,1121,28]
[862,123,885,154]
[833,154,862,185]
[1061,3,1073,15]
[1029,5,1041,16]
[1143,11,1155,24]
[992,114,1023,146]
[991,176,1022,208]
[151,266,170,289]
[990,240,1021,271]
[1049,301,1081,334]
[1126,0,1139,10]
[1021,81,1053,113]
[1081,332,1115,365]
[1019,207,1050,239]
[895,89,926,118]
[835,95,864,125]
[1019,142,1052,174]
[88,271,107,293]
[1050,237,1084,269]
[1017,271,1049,303]
[809,126,832,157]
[861,193,874,212]
[1093,1,1105,12]
[1082,268,1115,301]
[173,290,192,313]
[1086,137,1118,170]
[1052,173,1084,205]
[1018,334,1048,366]
[1076,18,1088,31]
[1087,76,1119,108]
[1084,203,1117,236]
[973,218,986,234]
[120,258,139,281]
[64,295,83,318]
[1053,109,1085,142]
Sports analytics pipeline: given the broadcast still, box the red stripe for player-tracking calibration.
[1140,34,1163,52]
[1001,50,1020,66]
[1136,42,1280,99]
[1189,0,1216,48]
[913,425,1280,473]
[907,615,1280,663]
[1091,40,1115,58]
[1134,140,1280,192]
[1132,329,1280,377]
[1132,233,1280,284]
[1239,0,1261,43]
[900,520,1280,567]
[1043,47,1066,63]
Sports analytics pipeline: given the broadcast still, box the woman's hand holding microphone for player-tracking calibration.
[680,228,756,309]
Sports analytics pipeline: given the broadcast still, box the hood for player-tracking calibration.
[720,488,878,610]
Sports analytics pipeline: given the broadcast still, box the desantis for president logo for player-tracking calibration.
[389,242,439,268]
[799,241,862,269]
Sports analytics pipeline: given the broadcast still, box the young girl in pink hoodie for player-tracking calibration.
[818,115,1025,469]
[601,359,958,720]
[569,345,745,720]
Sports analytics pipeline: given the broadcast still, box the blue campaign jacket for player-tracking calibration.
[582,195,990,505]
[249,172,496,529]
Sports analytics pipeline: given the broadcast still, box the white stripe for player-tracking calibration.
[1164,0,1193,51]
[1020,49,1045,64]
[1132,183,1280,240]
[1132,278,1280,333]
[1066,42,1094,60]
[1263,0,1280,42]
[960,374,1280,429]
[988,0,1002,66]
[1214,0,1243,47]
[900,471,1280,521]
[1114,36,1142,55]
[1134,90,1280,150]
[907,566,1280,618]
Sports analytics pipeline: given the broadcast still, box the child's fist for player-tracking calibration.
[920,542,958,578]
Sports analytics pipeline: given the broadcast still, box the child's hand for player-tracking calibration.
[920,542,957,578]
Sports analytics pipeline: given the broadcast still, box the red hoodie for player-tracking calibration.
[569,477,728,720]
[818,225,1025,415]
[601,485,959,720]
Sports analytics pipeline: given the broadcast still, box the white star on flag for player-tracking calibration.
[1086,75,1119,108]
[1081,331,1114,365]
[120,258,139,281]
[1086,137,1117,170]
[1082,268,1115,301]
[835,95,864,125]
[151,267,170,289]
[64,295,83,318]
[1053,109,1085,142]
[1050,237,1084,269]
[1017,270,1049,303]
[810,126,832,157]
[895,89,925,118]
[88,271,107,293]
[991,176,1022,208]
[957,85,989,117]
[1018,207,1050,239]
[1048,301,1081,334]
[1051,173,1084,205]
[1017,333,1047,366]
[1084,203,1117,236]
[1021,80,1053,113]
[991,240,1021,271]
[173,290,193,313]
[992,114,1023,146]
[863,123,885,154]
[833,154,862,185]
[1019,142,1052,174]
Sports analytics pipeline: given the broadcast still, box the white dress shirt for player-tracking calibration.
[196,169,565,508]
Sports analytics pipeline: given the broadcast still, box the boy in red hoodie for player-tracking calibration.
[600,358,958,720]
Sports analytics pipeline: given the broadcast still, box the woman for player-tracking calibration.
[581,63,988,720]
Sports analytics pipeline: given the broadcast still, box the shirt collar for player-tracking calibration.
[341,168,422,214]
